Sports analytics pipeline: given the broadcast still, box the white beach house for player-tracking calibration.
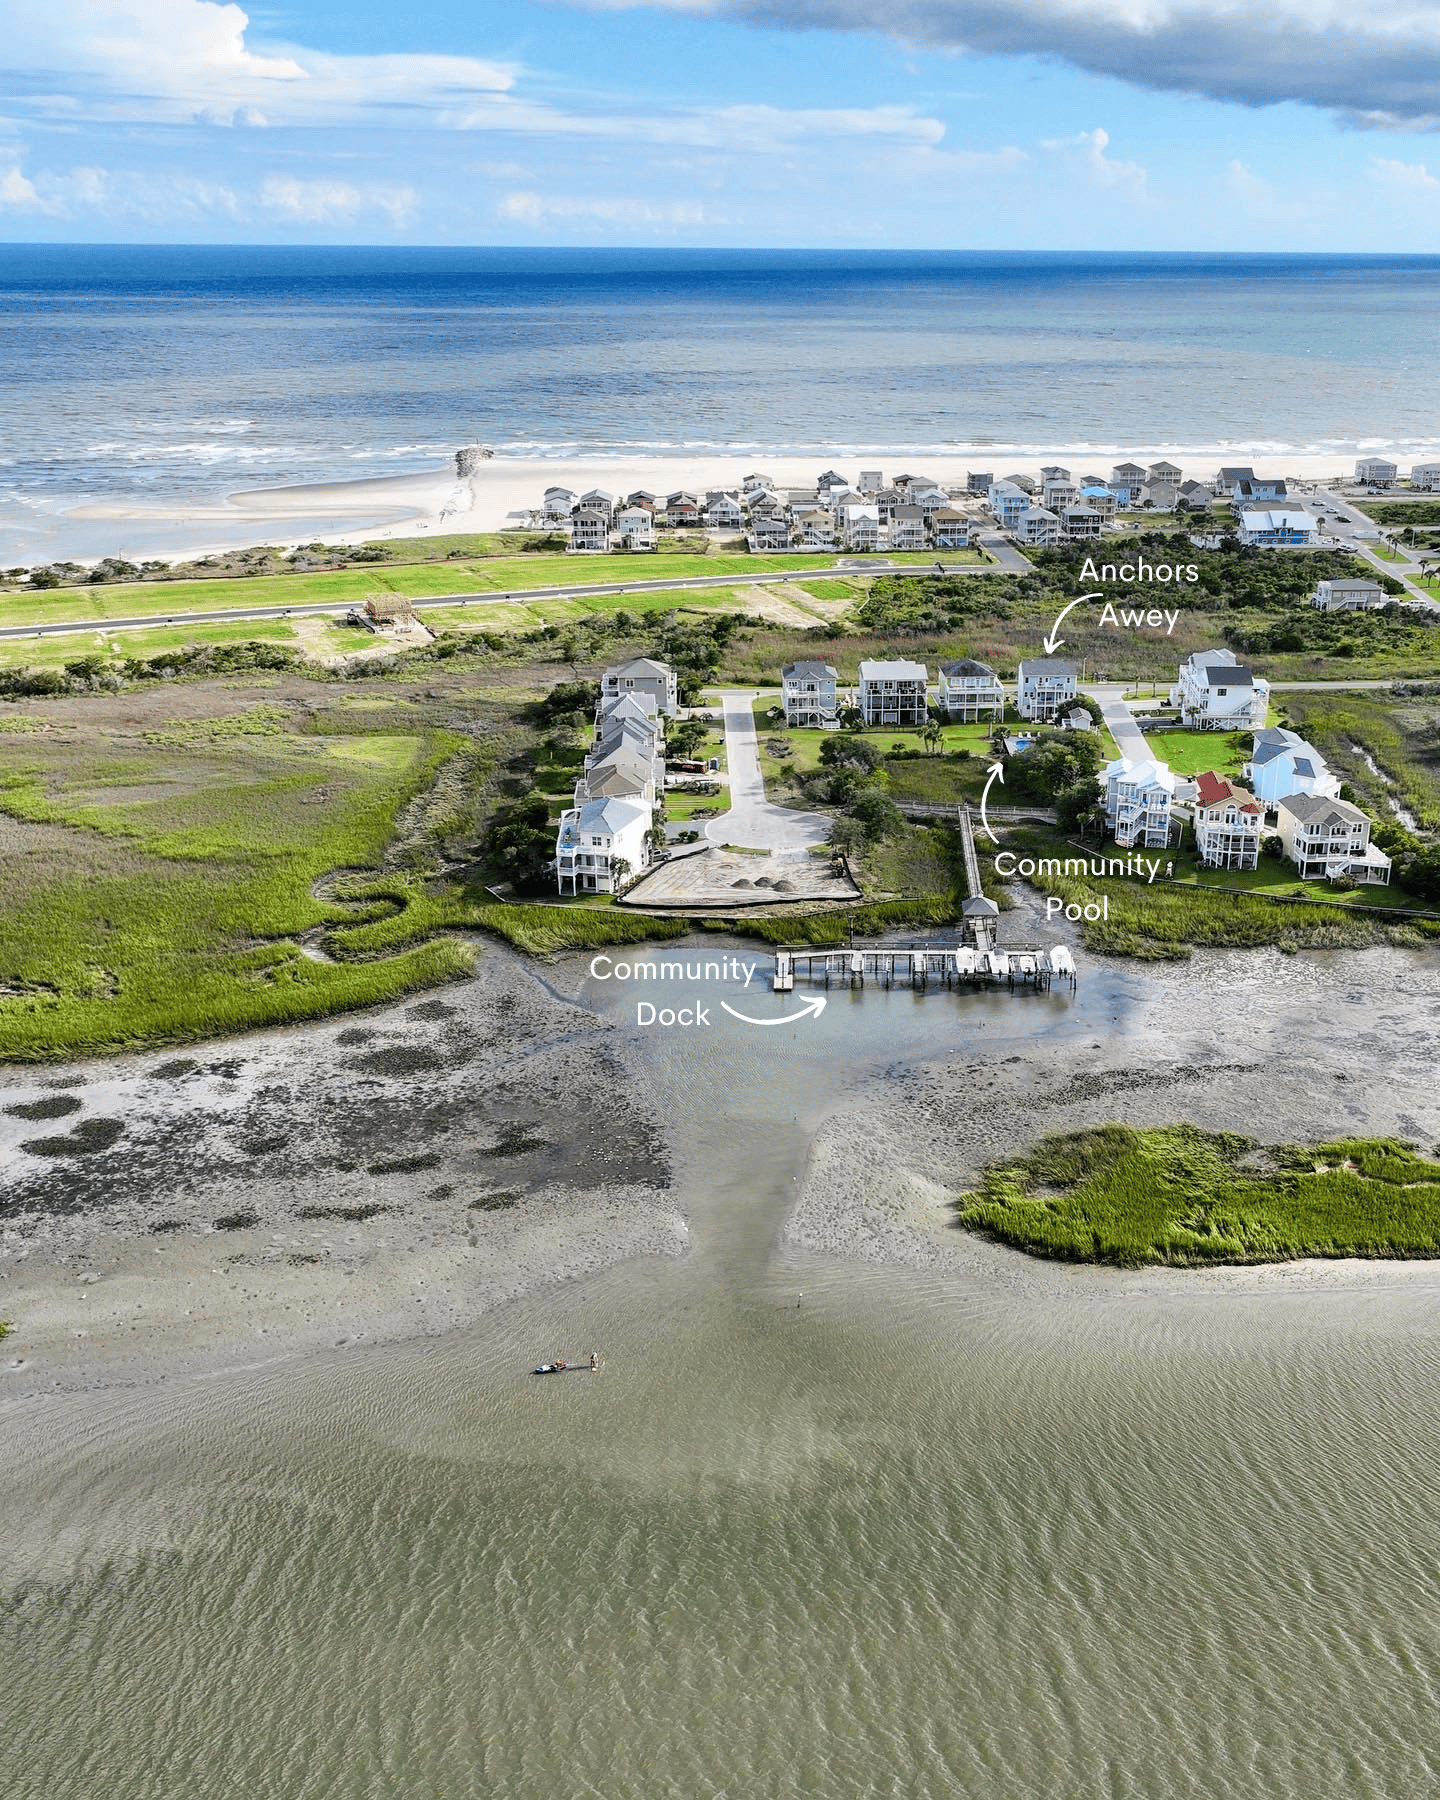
[615,505,655,551]
[859,658,928,728]
[1102,757,1176,850]
[1239,508,1315,547]
[1016,657,1078,723]
[568,507,612,554]
[1410,463,1440,492]
[554,796,651,895]
[937,658,1005,722]
[1172,648,1271,731]
[1015,506,1059,547]
[1276,793,1391,884]
[932,509,972,549]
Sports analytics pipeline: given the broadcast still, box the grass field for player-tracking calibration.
[1141,729,1250,778]
[956,1123,1440,1265]
[1281,688,1440,833]
[0,550,849,628]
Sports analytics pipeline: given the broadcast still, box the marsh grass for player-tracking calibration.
[956,1123,1440,1265]
[0,708,475,1060]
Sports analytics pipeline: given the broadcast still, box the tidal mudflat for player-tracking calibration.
[4,939,1440,1799]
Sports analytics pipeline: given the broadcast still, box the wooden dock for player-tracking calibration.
[772,941,1075,993]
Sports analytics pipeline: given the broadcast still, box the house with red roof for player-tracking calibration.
[1193,772,1265,871]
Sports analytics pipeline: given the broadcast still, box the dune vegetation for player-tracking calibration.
[956,1123,1440,1266]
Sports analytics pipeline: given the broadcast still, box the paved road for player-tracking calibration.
[0,556,1010,643]
[704,691,831,852]
[974,532,1034,573]
[1310,487,1439,610]
[1085,684,1155,761]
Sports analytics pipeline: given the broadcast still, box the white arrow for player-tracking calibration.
[979,761,1005,844]
[1043,591,1101,656]
[720,994,828,1027]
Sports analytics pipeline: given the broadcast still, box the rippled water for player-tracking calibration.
[5,947,1440,1798]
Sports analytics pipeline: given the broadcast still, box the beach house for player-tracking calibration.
[858,470,884,494]
[838,503,881,552]
[1243,727,1341,806]
[600,656,679,717]
[1275,793,1391,884]
[554,796,651,895]
[1015,506,1059,547]
[888,505,928,550]
[936,658,1005,722]
[1172,648,1271,730]
[1354,458,1398,488]
[1060,504,1105,541]
[1109,462,1148,504]
[615,505,655,551]
[1411,463,1440,492]
[568,507,612,553]
[1191,772,1264,870]
[1102,757,1176,849]
[665,492,702,526]
[859,658,929,728]
[1239,508,1315,547]
[1148,460,1183,487]
[987,481,1030,531]
[966,472,995,494]
[932,509,972,549]
[702,492,741,531]
[782,660,840,728]
[1311,578,1388,612]
[1234,476,1289,504]
[1016,657,1078,722]
[1042,478,1078,514]
[541,487,575,523]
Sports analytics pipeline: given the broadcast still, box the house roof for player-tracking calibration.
[1276,792,1367,828]
[1018,657,1077,680]
[1103,756,1176,793]
[1218,465,1256,483]
[939,658,999,680]
[584,755,654,797]
[598,693,653,725]
[1200,663,1254,689]
[961,896,1000,916]
[860,658,927,681]
[1195,772,1262,811]
[573,796,649,833]
[783,660,839,680]
[609,657,671,679]
[1112,461,1147,477]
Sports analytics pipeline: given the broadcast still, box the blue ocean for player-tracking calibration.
[3,246,1439,558]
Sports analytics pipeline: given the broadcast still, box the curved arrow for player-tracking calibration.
[979,761,1005,844]
[720,995,827,1027]
[1043,591,1101,656]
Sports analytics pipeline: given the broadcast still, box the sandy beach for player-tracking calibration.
[38,444,1404,566]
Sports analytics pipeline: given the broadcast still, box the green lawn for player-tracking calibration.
[0,617,301,672]
[957,1124,1440,1266]
[1143,729,1250,778]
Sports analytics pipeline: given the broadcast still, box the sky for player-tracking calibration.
[6,0,1440,247]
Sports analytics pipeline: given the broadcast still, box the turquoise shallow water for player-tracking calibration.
[4,945,1440,1799]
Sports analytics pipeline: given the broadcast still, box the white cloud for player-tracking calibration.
[0,166,49,212]
[6,0,515,127]
[1371,156,1440,190]
[261,175,419,227]
[563,0,1440,130]
[499,191,711,227]
[1041,127,1146,195]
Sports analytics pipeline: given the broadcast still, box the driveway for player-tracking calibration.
[704,691,832,851]
[1085,684,1156,761]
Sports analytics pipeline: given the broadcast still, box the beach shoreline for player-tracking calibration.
[25,444,1412,567]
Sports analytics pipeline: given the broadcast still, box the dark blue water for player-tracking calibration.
[3,246,1439,553]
